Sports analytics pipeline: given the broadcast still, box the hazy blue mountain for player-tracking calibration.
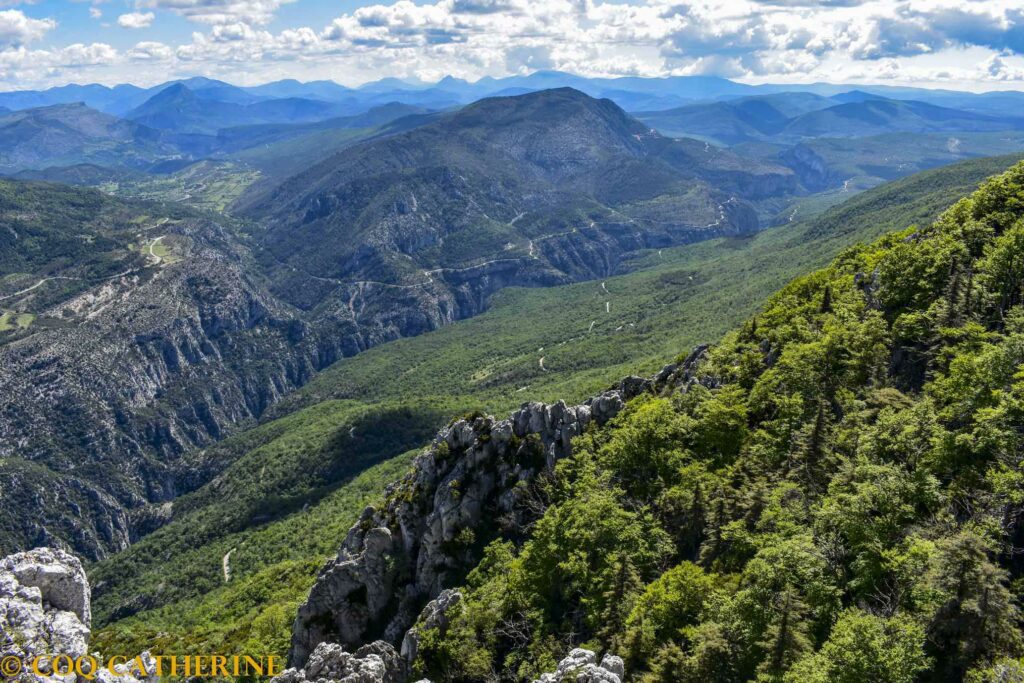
[636,92,835,144]
[0,83,146,114]
[11,163,144,184]
[126,84,354,134]
[828,89,890,104]
[212,102,430,153]
[244,79,352,100]
[640,94,1024,146]
[355,76,431,92]
[2,74,1022,129]
[782,98,1024,138]
[0,103,179,172]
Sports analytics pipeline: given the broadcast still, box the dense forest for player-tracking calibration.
[408,162,1024,682]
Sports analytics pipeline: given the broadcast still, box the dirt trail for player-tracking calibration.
[222,548,235,583]
[148,235,167,264]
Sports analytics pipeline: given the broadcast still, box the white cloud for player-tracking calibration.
[0,9,53,46]
[58,42,118,65]
[128,41,171,60]
[0,42,117,86]
[89,7,102,19]
[171,0,1024,87]
[137,0,292,26]
[3,0,1024,91]
[985,54,1024,82]
[117,11,155,28]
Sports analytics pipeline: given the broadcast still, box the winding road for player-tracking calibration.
[0,221,171,304]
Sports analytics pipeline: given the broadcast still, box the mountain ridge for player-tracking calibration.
[0,88,790,560]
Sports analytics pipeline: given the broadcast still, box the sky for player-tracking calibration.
[0,0,1023,91]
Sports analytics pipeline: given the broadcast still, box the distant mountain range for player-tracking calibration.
[3,71,1023,119]
[636,92,1024,145]
[0,103,180,172]
[0,73,1023,222]
[125,83,356,135]
[0,91,426,173]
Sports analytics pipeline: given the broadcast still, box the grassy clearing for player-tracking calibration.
[0,311,34,331]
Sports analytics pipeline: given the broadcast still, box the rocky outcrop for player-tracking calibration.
[779,143,840,192]
[399,590,460,669]
[272,642,405,683]
[1,548,91,678]
[534,649,625,683]
[290,389,625,666]
[0,548,153,683]
[288,347,710,670]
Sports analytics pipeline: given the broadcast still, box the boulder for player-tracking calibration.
[0,548,148,683]
[272,641,404,683]
[400,590,461,667]
[533,648,624,683]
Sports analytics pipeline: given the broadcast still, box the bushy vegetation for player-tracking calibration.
[409,162,1024,681]
[0,178,195,332]
[92,451,415,658]
[89,154,1024,666]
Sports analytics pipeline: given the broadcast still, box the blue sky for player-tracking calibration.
[1,0,1023,91]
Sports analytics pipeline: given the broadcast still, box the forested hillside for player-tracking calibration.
[392,161,1024,681]
[90,156,1024,681]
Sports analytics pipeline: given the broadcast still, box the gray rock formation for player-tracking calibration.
[400,590,461,668]
[290,392,619,666]
[1,548,91,681]
[533,649,625,683]
[0,548,153,683]
[288,348,710,669]
[272,642,405,683]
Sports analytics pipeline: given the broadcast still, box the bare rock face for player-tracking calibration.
[0,548,153,683]
[1,548,92,675]
[287,348,712,670]
[533,649,625,683]
[1,548,91,626]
